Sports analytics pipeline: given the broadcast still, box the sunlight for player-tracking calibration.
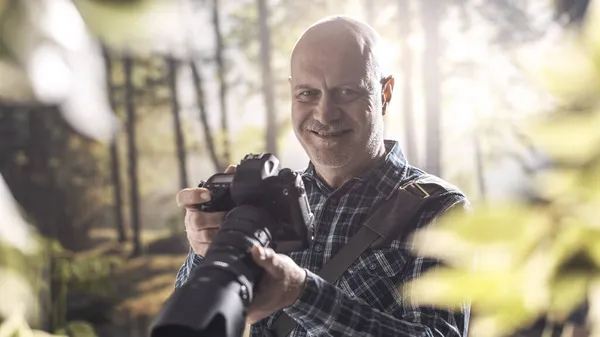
[377,38,401,77]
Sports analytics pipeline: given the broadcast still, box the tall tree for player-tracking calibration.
[166,57,189,189]
[421,0,443,176]
[102,46,126,243]
[398,0,417,164]
[212,0,231,165]
[123,56,142,257]
[191,61,224,172]
[257,0,278,155]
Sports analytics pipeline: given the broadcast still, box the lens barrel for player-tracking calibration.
[150,205,275,337]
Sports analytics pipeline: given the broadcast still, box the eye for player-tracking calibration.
[296,89,320,102]
[299,90,318,97]
[335,88,359,102]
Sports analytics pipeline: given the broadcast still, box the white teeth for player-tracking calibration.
[314,131,343,136]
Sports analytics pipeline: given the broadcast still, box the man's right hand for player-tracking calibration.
[176,165,236,256]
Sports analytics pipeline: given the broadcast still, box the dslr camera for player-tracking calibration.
[150,153,314,337]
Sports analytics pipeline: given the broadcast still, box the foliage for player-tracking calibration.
[0,107,112,251]
[54,321,98,337]
[0,235,118,333]
[0,311,65,337]
[402,1,600,336]
[49,240,121,331]
[71,0,187,56]
[0,193,114,337]
[0,0,193,141]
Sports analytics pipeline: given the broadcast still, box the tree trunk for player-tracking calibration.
[398,0,417,164]
[102,46,126,243]
[257,0,278,155]
[123,56,142,257]
[421,0,443,177]
[26,107,72,248]
[212,0,231,165]
[191,61,224,172]
[167,57,189,189]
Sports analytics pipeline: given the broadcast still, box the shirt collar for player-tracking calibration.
[301,140,409,197]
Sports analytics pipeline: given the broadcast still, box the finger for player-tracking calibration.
[224,164,237,173]
[187,228,220,243]
[251,244,266,261]
[251,245,281,278]
[177,187,211,207]
[191,243,209,256]
[185,211,224,230]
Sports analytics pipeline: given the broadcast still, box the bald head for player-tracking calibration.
[291,15,387,84]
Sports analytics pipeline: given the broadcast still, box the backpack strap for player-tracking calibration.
[265,175,459,337]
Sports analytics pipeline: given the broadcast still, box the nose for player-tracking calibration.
[313,93,342,124]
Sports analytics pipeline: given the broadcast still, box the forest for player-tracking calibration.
[0,0,598,336]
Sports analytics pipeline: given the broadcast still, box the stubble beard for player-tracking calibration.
[302,121,384,171]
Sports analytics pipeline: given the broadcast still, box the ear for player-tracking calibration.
[380,75,395,116]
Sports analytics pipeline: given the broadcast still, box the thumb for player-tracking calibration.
[224,164,237,173]
[251,245,281,278]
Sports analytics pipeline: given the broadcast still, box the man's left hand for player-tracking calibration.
[246,245,307,324]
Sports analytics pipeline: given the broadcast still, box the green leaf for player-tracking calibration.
[403,267,544,337]
[519,34,600,104]
[55,321,97,337]
[526,110,600,165]
[72,0,186,54]
[0,269,37,321]
[403,267,546,311]
[549,273,591,321]
[412,204,552,269]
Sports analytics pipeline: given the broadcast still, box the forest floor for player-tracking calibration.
[80,228,187,337]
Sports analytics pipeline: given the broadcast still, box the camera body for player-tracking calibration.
[198,153,314,252]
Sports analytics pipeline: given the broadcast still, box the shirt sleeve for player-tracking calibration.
[174,248,204,288]
[282,195,471,337]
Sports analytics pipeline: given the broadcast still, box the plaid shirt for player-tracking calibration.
[175,140,470,337]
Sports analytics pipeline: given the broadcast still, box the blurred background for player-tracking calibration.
[1,0,597,336]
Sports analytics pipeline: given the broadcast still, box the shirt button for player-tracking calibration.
[368,263,377,270]
[314,244,323,252]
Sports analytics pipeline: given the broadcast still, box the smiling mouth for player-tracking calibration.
[310,130,351,137]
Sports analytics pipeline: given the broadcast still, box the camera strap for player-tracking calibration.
[266,177,457,337]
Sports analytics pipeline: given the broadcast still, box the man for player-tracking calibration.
[175,15,470,337]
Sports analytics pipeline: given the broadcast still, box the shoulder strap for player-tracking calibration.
[266,177,454,337]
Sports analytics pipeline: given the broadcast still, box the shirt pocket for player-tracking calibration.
[346,247,409,278]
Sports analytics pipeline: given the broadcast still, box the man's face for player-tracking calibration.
[290,32,385,169]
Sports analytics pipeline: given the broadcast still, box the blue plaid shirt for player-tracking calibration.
[175,140,470,337]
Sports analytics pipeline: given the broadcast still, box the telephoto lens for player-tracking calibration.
[150,205,275,337]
